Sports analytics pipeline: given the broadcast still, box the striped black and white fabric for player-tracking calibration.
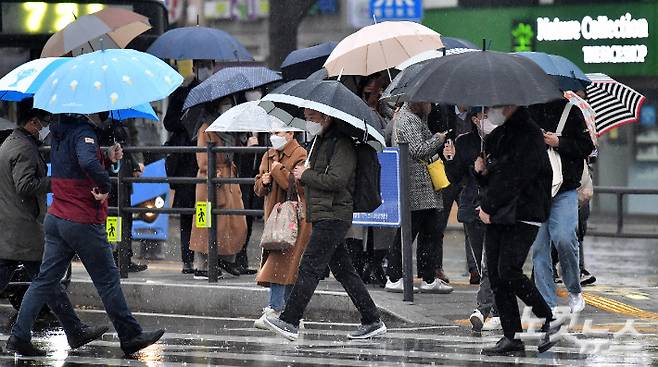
[183,66,281,110]
[586,73,646,136]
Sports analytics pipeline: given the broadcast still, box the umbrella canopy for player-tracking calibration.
[33,49,183,114]
[281,42,337,81]
[440,36,478,50]
[206,101,302,133]
[394,51,563,106]
[183,66,281,110]
[146,26,253,61]
[260,79,386,147]
[585,73,646,136]
[395,47,477,70]
[0,58,72,101]
[323,21,443,77]
[516,52,591,92]
[41,7,151,57]
[110,103,158,121]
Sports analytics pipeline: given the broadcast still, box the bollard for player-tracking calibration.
[117,158,131,279]
[398,143,414,303]
[207,141,220,283]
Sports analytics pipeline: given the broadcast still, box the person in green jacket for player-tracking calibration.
[262,108,386,342]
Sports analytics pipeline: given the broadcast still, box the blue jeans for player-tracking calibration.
[532,190,582,308]
[269,284,293,312]
[0,259,83,336]
[12,214,142,342]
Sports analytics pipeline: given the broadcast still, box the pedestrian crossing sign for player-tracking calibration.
[106,216,122,243]
[196,202,212,228]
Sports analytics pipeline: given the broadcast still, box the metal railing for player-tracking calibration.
[589,186,658,239]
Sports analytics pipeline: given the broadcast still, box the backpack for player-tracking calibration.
[325,137,382,213]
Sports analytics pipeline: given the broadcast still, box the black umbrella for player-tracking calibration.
[381,59,432,102]
[395,51,563,106]
[280,42,337,81]
[260,79,386,147]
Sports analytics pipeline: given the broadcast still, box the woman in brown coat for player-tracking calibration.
[190,100,248,279]
[253,128,310,329]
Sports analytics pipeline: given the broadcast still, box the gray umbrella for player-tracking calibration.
[183,66,281,110]
[394,51,563,106]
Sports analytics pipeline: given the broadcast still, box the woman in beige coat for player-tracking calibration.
[190,100,248,279]
[253,128,311,328]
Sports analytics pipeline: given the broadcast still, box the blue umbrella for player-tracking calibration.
[33,49,183,114]
[146,26,253,61]
[183,66,281,110]
[0,57,72,101]
[516,52,591,91]
[280,42,337,81]
[441,36,477,50]
[110,103,158,121]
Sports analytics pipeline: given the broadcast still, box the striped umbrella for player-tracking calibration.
[585,73,646,136]
[182,66,281,110]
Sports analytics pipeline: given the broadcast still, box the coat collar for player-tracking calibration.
[267,138,301,159]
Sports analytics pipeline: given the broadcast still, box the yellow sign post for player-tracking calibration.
[106,216,122,243]
[195,202,212,228]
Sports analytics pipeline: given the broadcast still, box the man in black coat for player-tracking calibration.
[474,105,559,355]
[529,98,594,314]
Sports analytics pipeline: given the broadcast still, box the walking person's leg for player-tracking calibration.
[418,209,453,293]
[180,214,194,272]
[435,185,460,282]
[531,220,556,307]
[548,190,583,311]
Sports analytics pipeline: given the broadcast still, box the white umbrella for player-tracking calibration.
[205,101,302,133]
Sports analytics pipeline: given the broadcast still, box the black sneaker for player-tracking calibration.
[580,270,596,286]
[482,337,525,355]
[181,262,194,274]
[347,321,387,339]
[120,329,165,355]
[263,316,299,341]
[237,265,258,275]
[6,335,47,357]
[194,269,209,280]
[538,317,565,353]
[128,262,148,273]
[68,325,109,349]
[218,260,241,276]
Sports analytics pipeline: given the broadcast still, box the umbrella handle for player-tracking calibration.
[111,161,121,174]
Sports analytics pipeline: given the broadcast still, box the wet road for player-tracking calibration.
[1,311,657,366]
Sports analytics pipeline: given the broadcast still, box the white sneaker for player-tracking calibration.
[469,309,484,332]
[419,279,453,294]
[569,293,585,313]
[385,277,420,293]
[254,307,280,330]
[482,316,502,331]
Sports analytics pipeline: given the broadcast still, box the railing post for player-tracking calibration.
[399,143,414,303]
[616,192,624,235]
[207,142,219,283]
[117,158,131,279]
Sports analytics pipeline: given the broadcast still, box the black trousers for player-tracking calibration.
[387,208,441,283]
[464,221,485,274]
[179,214,194,264]
[486,223,552,340]
[280,219,381,326]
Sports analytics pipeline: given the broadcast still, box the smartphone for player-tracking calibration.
[445,139,454,161]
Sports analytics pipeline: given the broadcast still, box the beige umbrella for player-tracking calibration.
[41,7,151,57]
[323,21,443,77]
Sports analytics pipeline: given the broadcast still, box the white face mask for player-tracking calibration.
[270,135,287,150]
[38,125,50,141]
[197,67,213,81]
[486,107,507,126]
[245,90,262,102]
[305,120,323,136]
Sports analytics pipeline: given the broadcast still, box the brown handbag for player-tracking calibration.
[260,175,301,251]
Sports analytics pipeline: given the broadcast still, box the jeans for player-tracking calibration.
[0,259,83,336]
[280,219,381,327]
[180,214,194,264]
[487,223,552,340]
[269,283,293,312]
[387,209,442,283]
[464,221,485,275]
[436,183,461,271]
[12,214,143,342]
[532,190,582,308]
